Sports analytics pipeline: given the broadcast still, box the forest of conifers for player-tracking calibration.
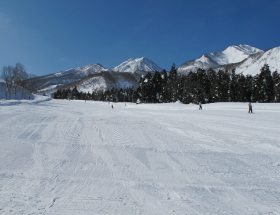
[52,64,280,104]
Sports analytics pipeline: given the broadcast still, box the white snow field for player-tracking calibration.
[0,98,280,214]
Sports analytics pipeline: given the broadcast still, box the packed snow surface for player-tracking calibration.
[1,99,280,214]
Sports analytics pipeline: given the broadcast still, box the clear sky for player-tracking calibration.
[0,0,279,76]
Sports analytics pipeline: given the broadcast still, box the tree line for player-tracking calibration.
[52,64,280,104]
[1,63,37,99]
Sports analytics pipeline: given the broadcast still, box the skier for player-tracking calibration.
[248,102,253,113]
[199,102,202,110]
[111,105,114,109]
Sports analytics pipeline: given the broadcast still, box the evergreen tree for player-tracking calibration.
[166,63,179,102]
[180,75,192,104]
[236,73,246,102]
[160,70,168,102]
[207,68,218,103]
[152,71,163,103]
[110,87,117,102]
[254,64,274,102]
[229,69,238,102]
[187,71,199,103]
[196,68,208,103]
[141,72,154,103]
[217,70,230,102]
[272,71,280,102]
[72,86,79,99]
[245,75,254,102]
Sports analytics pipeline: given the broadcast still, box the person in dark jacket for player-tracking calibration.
[199,102,202,110]
[248,102,253,113]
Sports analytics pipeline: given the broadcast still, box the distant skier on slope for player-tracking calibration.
[199,102,202,110]
[111,105,114,109]
[248,102,253,113]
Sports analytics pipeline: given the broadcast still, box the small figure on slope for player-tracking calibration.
[111,105,114,109]
[248,102,253,113]
[199,102,202,110]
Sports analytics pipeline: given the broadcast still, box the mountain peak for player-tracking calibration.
[177,44,264,74]
[233,45,280,76]
[225,44,263,56]
[110,57,163,73]
[220,44,263,65]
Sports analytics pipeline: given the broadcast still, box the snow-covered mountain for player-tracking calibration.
[227,46,280,76]
[53,63,107,78]
[35,63,107,86]
[25,63,107,95]
[177,45,263,74]
[110,57,163,73]
[25,58,161,95]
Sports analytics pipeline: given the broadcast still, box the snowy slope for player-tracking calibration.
[211,44,263,65]
[110,57,163,73]
[78,76,108,93]
[1,100,280,214]
[233,46,280,76]
[177,44,263,74]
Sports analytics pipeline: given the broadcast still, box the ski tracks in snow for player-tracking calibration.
[1,101,280,214]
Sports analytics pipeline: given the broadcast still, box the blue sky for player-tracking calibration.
[0,0,279,76]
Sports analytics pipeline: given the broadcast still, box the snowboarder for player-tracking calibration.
[199,102,202,110]
[248,102,253,113]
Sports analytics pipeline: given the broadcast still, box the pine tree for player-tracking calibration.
[152,71,163,103]
[141,72,154,103]
[244,75,254,102]
[166,63,179,102]
[236,73,246,102]
[196,68,208,103]
[254,64,274,102]
[217,70,230,102]
[229,69,238,102]
[160,70,168,102]
[272,71,280,102]
[186,71,198,103]
[207,68,218,103]
[72,86,79,100]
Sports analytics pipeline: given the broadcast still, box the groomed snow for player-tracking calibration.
[0,99,280,214]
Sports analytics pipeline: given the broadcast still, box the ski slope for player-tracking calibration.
[0,98,280,214]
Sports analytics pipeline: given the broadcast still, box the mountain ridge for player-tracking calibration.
[177,44,263,74]
[26,57,162,95]
[23,44,279,95]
